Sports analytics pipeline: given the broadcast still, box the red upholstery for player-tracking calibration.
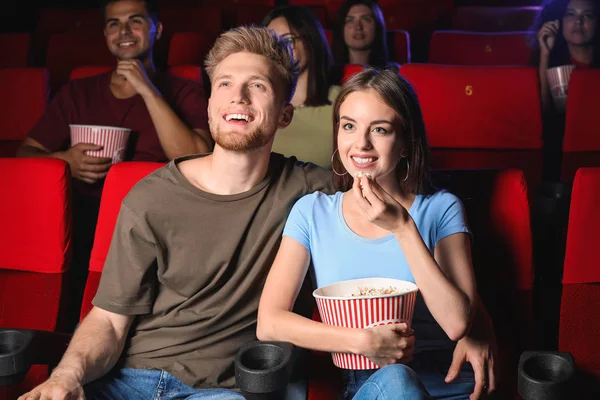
[559,169,600,391]
[46,32,114,93]
[429,31,533,66]
[228,5,273,27]
[0,33,30,67]
[69,66,113,81]
[562,69,600,181]
[168,65,203,84]
[0,158,71,274]
[159,7,222,37]
[341,64,365,84]
[34,8,104,64]
[452,6,541,32]
[0,158,71,400]
[308,169,535,399]
[386,30,411,64]
[82,162,164,320]
[382,5,444,33]
[0,68,48,142]
[562,169,600,284]
[167,32,215,67]
[399,64,543,190]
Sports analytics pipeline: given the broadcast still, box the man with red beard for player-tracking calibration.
[19,26,497,400]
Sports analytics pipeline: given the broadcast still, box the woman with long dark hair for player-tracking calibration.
[332,0,391,68]
[263,6,339,168]
[532,0,600,111]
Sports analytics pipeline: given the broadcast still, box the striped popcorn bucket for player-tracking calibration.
[313,278,418,370]
[69,125,131,164]
[547,65,576,113]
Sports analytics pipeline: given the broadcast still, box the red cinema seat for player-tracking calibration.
[168,32,215,66]
[69,66,113,81]
[341,64,365,83]
[80,162,164,320]
[308,169,535,399]
[168,65,203,84]
[0,158,71,399]
[429,30,533,66]
[399,64,543,193]
[452,6,541,32]
[34,8,104,64]
[561,69,600,182]
[559,168,600,395]
[0,68,49,157]
[387,30,411,64]
[46,31,114,93]
[0,33,31,67]
[159,7,221,37]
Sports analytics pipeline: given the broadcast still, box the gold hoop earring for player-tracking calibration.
[331,149,348,176]
[403,158,410,182]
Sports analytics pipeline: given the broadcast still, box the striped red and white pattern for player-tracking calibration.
[69,125,131,164]
[315,291,417,370]
[547,65,576,112]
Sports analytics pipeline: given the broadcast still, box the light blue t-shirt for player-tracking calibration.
[283,190,470,353]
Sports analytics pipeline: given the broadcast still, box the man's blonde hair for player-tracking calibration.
[204,26,299,103]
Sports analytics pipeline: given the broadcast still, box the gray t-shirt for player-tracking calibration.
[93,153,333,389]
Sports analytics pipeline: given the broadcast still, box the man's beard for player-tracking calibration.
[212,126,272,153]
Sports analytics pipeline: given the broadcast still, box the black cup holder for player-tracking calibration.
[518,351,575,400]
[0,329,35,386]
[235,341,294,400]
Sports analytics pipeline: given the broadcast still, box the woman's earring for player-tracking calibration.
[403,158,410,182]
[331,149,348,176]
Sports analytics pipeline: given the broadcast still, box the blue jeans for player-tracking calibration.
[84,368,307,400]
[341,350,475,400]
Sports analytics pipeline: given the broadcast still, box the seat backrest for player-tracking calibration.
[159,7,222,37]
[0,33,31,67]
[69,66,113,81]
[168,65,203,84]
[33,8,104,64]
[46,31,114,93]
[387,30,411,64]
[562,69,600,181]
[0,158,71,273]
[167,32,215,67]
[0,68,49,141]
[559,168,600,382]
[400,64,542,150]
[81,162,164,320]
[0,158,71,332]
[452,6,541,32]
[341,64,365,84]
[429,30,533,66]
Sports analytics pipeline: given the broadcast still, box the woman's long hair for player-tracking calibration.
[331,68,432,195]
[263,6,333,107]
[331,0,390,68]
[530,0,600,67]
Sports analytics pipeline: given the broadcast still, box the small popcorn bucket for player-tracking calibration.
[69,124,131,164]
[547,65,576,113]
[313,278,418,370]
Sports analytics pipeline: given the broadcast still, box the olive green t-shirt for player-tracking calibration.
[271,85,341,169]
[92,153,334,389]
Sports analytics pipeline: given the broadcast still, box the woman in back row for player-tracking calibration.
[532,0,600,112]
[263,6,340,168]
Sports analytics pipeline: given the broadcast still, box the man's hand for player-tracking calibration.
[18,371,85,400]
[60,143,112,184]
[116,60,157,98]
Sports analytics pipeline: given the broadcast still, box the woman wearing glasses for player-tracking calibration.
[263,6,340,168]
